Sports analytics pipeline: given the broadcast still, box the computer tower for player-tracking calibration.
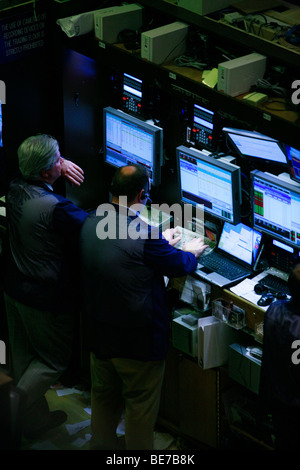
[217,53,267,97]
[94,4,143,44]
[141,21,188,65]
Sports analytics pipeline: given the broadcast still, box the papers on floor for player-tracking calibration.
[72,433,92,448]
[65,419,91,436]
[55,387,84,397]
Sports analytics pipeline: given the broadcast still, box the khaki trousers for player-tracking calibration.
[90,352,165,450]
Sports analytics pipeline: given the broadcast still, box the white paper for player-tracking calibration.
[55,387,84,397]
[72,433,92,448]
[230,278,269,310]
[65,419,91,436]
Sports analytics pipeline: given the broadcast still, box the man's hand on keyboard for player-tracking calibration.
[183,238,209,258]
[162,228,182,247]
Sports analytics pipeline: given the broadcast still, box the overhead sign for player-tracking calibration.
[0,8,48,63]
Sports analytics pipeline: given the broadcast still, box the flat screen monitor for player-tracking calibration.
[251,170,300,248]
[177,145,241,225]
[103,106,163,185]
[286,144,300,184]
[223,127,287,164]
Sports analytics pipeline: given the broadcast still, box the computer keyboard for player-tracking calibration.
[199,253,249,280]
[259,273,290,295]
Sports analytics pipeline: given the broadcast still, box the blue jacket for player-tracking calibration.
[80,203,198,361]
[4,177,88,314]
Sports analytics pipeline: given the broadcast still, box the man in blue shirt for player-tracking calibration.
[80,164,208,450]
[260,264,300,449]
[4,134,88,440]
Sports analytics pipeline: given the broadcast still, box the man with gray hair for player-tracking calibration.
[4,134,88,441]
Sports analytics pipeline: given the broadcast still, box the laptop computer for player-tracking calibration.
[195,222,263,288]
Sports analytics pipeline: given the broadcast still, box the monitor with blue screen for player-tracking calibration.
[103,106,163,185]
[251,169,300,248]
[223,127,287,164]
[177,145,241,225]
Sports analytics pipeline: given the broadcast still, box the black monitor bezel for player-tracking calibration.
[176,144,241,225]
[251,169,300,249]
[103,106,163,185]
[223,127,287,165]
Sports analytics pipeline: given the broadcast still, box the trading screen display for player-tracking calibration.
[178,145,241,224]
[224,128,287,164]
[103,107,162,184]
[252,171,300,248]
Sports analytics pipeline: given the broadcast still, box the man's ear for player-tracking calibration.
[41,168,49,180]
[139,189,146,202]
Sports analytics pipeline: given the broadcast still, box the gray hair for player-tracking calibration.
[18,134,59,180]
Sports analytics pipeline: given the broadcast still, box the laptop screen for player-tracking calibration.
[223,127,287,164]
[218,222,262,266]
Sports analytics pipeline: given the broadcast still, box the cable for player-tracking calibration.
[255,78,287,97]
[174,55,207,70]
[246,14,267,35]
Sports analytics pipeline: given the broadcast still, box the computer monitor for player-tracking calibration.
[223,127,287,164]
[103,106,163,185]
[285,144,300,184]
[251,170,300,248]
[177,145,241,225]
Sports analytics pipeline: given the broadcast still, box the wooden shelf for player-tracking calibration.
[136,0,300,68]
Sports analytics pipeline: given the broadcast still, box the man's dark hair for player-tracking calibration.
[288,264,300,301]
[111,164,150,202]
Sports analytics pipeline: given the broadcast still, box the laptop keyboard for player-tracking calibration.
[259,273,290,295]
[198,253,249,280]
